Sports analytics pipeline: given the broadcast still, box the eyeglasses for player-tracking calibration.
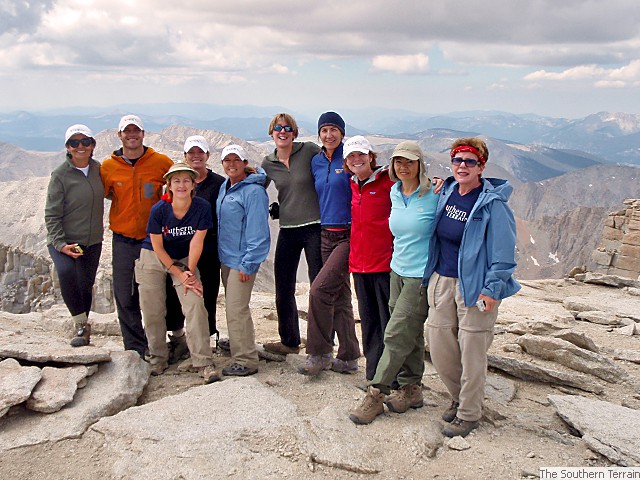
[67,138,93,148]
[451,157,480,167]
[273,125,294,133]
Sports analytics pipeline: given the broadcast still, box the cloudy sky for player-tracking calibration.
[1,0,639,119]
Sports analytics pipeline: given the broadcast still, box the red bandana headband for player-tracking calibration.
[451,145,485,164]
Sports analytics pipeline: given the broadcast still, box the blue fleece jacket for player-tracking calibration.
[422,176,521,306]
[216,169,270,275]
[311,143,351,227]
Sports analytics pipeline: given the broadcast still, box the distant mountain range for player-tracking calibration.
[0,106,638,165]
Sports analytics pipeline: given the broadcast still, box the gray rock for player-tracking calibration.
[91,377,303,479]
[552,330,599,352]
[615,323,638,336]
[0,330,111,364]
[612,349,640,364]
[299,406,383,474]
[401,421,443,459]
[484,373,517,405]
[447,436,471,451]
[576,310,620,325]
[548,394,640,466]
[488,354,604,394]
[507,321,565,336]
[563,297,600,313]
[0,358,42,418]
[0,351,149,451]
[26,365,90,413]
[583,272,640,288]
[515,334,629,383]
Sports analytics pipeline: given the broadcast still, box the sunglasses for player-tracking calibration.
[451,157,480,167]
[273,125,294,133]
[67,138,94,148]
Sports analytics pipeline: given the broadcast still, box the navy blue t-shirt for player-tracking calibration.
[434,185,482,278]
[142,196,213,260]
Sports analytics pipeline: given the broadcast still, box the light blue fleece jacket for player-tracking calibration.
[389,182,439,278]
[422,176,521,306]
[216,168,270,275]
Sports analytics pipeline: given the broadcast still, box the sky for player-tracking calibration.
[1,0,639,119]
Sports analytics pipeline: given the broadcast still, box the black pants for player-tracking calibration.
[48,243,102,318]
[274,224,322,348]
[353,272,391,380]
[112,234,147,356]
[166,249,221,337]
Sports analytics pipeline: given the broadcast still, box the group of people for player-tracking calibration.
[45,111,520,437]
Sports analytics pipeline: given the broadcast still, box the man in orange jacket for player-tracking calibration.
[102,115,173,357]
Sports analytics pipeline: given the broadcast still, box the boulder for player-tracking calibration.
[507,321,565,336]
[0,329,111,364]
[612,349,640,365]
[0,351,149,451]
[548,395,640,466]
[26,365,91,413]
[488,354,604,394]
[575,311,620,325]
[484,373,517,405]
[583,272,640,288]
[515,334,629,383]
[0,358,42,418]
[551,330,599,352]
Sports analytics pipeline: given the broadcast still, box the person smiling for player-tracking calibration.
[45,124,103,347]
[422,137,520,438]
[261,114,322,357]
[134,162,219,383]
[217,145,270,377]
[299,112,361,376]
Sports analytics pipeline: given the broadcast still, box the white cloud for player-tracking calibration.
[524,59,640,87]
[371,54,429,74]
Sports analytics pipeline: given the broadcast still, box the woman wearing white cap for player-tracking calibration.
[343,135,395,382]
[350,141,441,425]
[134,162,219,383]
[217,144,270,376]
[163,135,225,363]
[45,124,104,347]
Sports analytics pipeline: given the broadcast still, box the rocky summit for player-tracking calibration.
[0,271,639,479]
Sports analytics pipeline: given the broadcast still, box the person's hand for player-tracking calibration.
[433,177,444,194]
[180,270,197,287]
[478,294,498,312]
[61,244,83,259]
[239,271,253,283]
[183,278,204,297]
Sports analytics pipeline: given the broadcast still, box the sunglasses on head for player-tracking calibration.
[451,157,480,167]
[273,125,294,133]
[67,138,93,148]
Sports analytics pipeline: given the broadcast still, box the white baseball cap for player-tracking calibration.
[118,114,144,132]
[65,124,94,143]
[183,135,209,153]
[221,144,247,161]
[343,135,372,158]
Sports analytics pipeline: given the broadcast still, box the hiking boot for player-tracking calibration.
[70,324,91,347]
[349,386,385,425]
[385,384,424,413]
[442,417,479,438]
[150,361,168,376]
[263,341,300,355]
[442,401,460,423]
[177,358,196,373]
[297,354,332,376]
[222,362,258,377]
[330,358,358,374]
[167,333,190,364]
[201,365,221,384]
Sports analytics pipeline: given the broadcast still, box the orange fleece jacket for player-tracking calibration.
[102,147,173,240]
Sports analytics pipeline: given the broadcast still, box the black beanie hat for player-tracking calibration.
[317,111,345,135]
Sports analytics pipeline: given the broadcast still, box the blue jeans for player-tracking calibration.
[48,243,102,317]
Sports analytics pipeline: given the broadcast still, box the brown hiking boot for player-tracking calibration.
[263,341,300,355]
[150,361,168,376]
[442,417,479,438]
[70,324,91,347]
[385,384,423,413]
[201,365,221,384]
[167,333,190,364]
[442,400,460,423]
[297,354,332,376]
[349,386,385,425]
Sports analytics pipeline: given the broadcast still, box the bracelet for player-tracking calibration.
[170,261,190,272]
